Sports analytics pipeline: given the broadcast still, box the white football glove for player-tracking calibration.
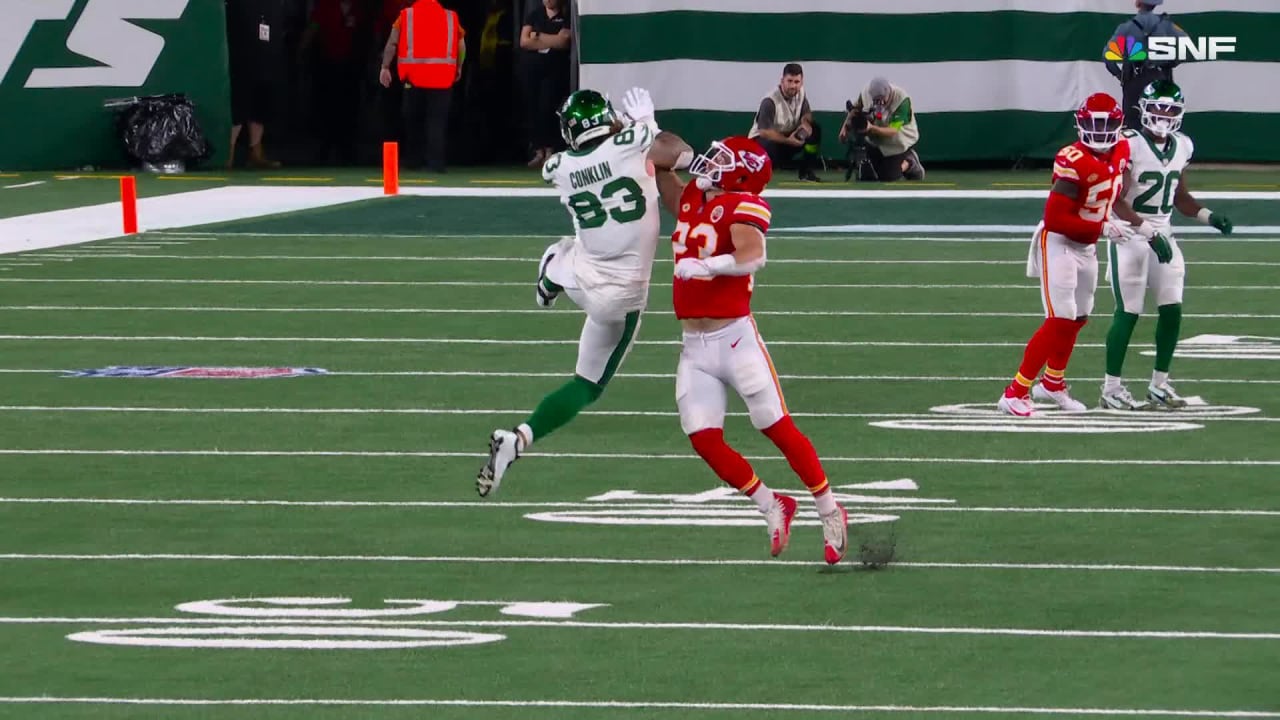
[620,87,655,124]
[1103,219,1130,244]
[674,257,713,280]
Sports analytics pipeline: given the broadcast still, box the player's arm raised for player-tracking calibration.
[1173,169,1233,234]
[649,131,694,216]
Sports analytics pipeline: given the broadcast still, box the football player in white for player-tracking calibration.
[476,87,693,496]
[1101,80,1234,410]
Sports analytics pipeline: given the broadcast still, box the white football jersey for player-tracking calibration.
[1120,128,1195,233]
[542,120,660,287]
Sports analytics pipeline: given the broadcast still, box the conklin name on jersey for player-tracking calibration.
[542,120,661,286]
[1120,128,1195,233]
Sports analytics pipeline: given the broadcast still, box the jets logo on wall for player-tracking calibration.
[0,0,190,89]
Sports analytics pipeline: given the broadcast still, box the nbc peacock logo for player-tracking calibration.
[1105,36,1148,62]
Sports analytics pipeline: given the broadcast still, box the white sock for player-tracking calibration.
[1151,371,1169,387]
[813,489,838,516]
[1104,374,1123,392]
[516,423,534,450]
[750,483,775,512]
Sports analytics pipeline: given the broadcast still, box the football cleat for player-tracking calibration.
[1100,384,1149,411]
[1032,383,1087,413]
[765,493,797,557]
[535,244,560,308]
[477,429,523,497]
[821,504,849,565]
[997,394,1035,417]
[1147,381,1188,409]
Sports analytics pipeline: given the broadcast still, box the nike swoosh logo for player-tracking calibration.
[730,338,742,349]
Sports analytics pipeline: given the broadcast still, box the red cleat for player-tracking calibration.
[766,493,797,557]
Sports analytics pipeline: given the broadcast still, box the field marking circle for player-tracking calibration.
[66,626,506,650]
[175,597,458,618]
[870,418,1202,433]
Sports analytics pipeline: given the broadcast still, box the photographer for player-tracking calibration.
[839,77,924,182]
[747,63,822,182]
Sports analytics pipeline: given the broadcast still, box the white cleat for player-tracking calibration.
[997,394,1036,417]
[1032,383,1087,413]
[535,242,562,308]
[1147,381,1188,410]
[1100,384,1149,411]
[820,504,849,565]
[477,429,523,497]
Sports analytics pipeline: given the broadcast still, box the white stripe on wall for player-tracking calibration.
[580,0,1279,16]
[581,60,1280,114]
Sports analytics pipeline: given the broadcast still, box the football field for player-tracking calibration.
[0,191,1277,718]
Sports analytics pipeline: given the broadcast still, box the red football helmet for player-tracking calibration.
[1075,93,1124,152]
[690,135,773,195]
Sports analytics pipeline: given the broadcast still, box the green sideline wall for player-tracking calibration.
[0,0,230,171]
[578,0,1280,163]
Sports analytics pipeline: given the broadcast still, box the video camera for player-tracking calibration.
[844,100,877,181]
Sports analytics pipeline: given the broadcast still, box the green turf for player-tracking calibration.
[0,192,1277,718]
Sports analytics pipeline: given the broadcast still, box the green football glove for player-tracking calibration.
[1210,212,1234,235]
[1148,233,1174,264]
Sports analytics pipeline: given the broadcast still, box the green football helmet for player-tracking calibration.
[557,90,618,150]
[1139,80,1185,138]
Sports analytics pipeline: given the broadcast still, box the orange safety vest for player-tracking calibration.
[396,0,461,89]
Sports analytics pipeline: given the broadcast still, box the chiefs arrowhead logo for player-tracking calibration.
[710,206,725,223]
[1088,173,1099,182]
[737,150,767,173]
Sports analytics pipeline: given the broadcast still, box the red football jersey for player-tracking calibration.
[672,183,772,320]
[1042,139,1130,245]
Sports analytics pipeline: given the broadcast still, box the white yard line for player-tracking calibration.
[0,551,1275,574]
[1,405,1277,420]
[0,615,1272,640]
[0,335,1167,347]
[0,498,1273,518]
[19,253,1280,268]
[0,696,1275,716]
[1,305,1277,319]
[0,277,1273,290]
[0,449,1275,465]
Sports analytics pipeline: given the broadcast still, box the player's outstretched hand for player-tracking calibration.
[1148,233,1174,264]
[1211,212,1234,235]
[674,257,713,279]
[621,87,655,124]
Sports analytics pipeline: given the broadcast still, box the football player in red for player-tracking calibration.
[654,136,849,564]
[999,92,1171,417]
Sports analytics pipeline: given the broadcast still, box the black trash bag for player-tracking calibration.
[111,93,212,169]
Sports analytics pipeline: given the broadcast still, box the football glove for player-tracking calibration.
[1210,212,1234,235]
[621,87,655,124]
[674,257,713,280]
[1148,232,1174,264]
[1102,219,1130,244]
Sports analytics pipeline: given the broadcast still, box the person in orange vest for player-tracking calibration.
[379,0,466,172]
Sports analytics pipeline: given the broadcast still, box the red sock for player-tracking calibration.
[1006,320,1057,398]
[1043,317,1088,389]
[689,429,759,493]
[762,416,829,496]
